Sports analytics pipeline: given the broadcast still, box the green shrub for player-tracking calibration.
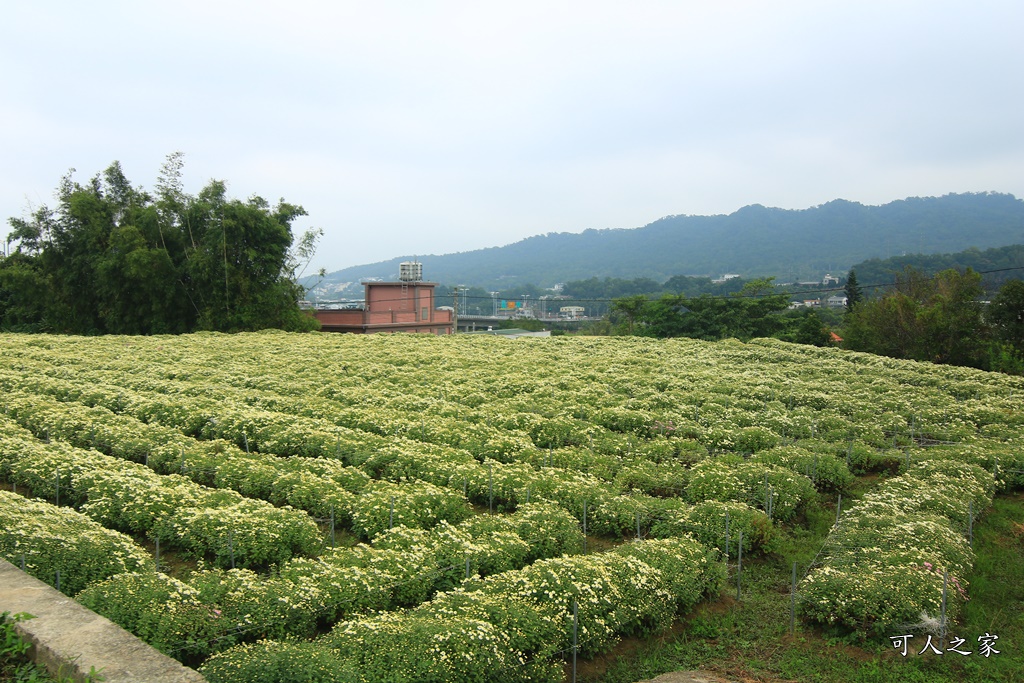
[200,640,358,683]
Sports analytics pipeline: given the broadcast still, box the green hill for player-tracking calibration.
[313,192,1024,294]
[849,243,1024,294]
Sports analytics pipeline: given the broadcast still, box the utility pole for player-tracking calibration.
[453,286,459,334]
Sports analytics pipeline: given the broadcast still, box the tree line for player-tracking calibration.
[607,266,1024,376]
[1,155,320,334]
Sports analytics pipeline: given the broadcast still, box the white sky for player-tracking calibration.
[2,1,1022,274]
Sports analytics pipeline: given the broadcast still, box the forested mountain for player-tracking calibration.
[313,192,1024,295]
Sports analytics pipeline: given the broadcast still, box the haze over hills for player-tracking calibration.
[311,193,1024,296]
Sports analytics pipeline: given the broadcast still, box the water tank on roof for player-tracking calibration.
[399,261,423,282]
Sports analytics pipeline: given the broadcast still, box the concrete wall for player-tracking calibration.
[0,559,205,683]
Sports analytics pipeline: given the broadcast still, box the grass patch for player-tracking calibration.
[583,489,1024,683]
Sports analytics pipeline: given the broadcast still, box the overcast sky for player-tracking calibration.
[2,1,1022,274]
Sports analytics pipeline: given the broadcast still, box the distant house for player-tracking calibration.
[826,295,848,308]
[712,273,741,284]
[560,306,585,320]
[313,262,453,334]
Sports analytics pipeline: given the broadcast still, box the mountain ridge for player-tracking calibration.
[311,192,1024,295]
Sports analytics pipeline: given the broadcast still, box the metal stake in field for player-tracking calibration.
[54,469,60,506]
[940,568,948,643]
[724,511,730,558]
[389,497,395,529]
[737,530,743,601]
[572,599,578,683]
[967,500,974,546]
[582,501,588,554]
[790,561,797,634]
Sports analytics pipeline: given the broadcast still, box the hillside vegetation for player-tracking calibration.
[314,192,1024,291]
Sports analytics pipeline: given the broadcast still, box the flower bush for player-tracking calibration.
[348,480,471,540]
[650,499,774,556]
[200,640,359,683]
[0,490,150,596]
[77,572,222,662]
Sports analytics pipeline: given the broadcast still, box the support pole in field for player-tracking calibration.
[636,510,641,540]
[968,501,974,546]
[582,501,588,554]
[836,494,842,526]
[790,561,797,634]
[229,530,235,569]
[330,506,336,549]
[737,531,743,601]
[55,570,60,592]
[180,446,185,474]
[465,556,471,579]
[764,473,770,519]
[940,569,948,643]
[243,431,249,454]
[54,470,60,507]
[572,600,578,683]
[724,511,730,558]
[389,497,395,530]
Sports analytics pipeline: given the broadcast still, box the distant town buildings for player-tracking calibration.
[560,306,585,320]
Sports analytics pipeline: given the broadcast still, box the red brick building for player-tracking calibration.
[313,264,453,334]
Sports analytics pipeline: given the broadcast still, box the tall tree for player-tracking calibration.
[987,279,1024,357]
[2,156,319,334]
[842,267,986,367]
[844,269,863,310]
[615,278,791,340]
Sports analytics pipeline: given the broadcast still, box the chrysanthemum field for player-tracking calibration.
[1,332,1021,682]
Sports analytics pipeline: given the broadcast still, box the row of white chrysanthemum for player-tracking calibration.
[798,458,995,635]
[0,383,825,559]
